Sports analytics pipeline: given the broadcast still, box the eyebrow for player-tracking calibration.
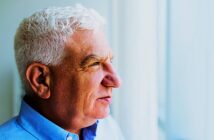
[80,54,100,67]
[80,53,114,67]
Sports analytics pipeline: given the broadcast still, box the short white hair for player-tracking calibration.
[14,4,105,89]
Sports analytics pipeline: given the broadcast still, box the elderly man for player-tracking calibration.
[0,4,124,140]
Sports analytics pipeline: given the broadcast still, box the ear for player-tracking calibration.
[25,63,51,99]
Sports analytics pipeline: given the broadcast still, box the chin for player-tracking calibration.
[84,110,109,127]
[95,107,110,119]
[96,113,109,119]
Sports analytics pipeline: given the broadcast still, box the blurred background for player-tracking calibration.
[0,0,214,140]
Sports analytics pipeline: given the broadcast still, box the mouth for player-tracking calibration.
[97,96,112,104]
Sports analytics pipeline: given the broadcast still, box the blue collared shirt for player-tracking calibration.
[0,101,97,140]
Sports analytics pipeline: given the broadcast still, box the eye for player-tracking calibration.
[89,61,101,67]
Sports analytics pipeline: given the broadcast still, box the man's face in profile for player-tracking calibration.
[50,30,121,127]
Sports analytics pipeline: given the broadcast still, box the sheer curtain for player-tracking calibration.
[110,0,159,139]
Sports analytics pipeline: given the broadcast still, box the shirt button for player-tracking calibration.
[67,136,73,140]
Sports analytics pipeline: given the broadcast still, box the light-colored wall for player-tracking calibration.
[0,0,111,124]
[167,0,214,139]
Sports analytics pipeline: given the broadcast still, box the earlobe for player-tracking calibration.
[25,63,51,99]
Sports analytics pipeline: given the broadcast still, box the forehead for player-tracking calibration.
[65,30,112,59]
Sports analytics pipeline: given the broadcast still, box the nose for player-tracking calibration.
[101,64,121,88]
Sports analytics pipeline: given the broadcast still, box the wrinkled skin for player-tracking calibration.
[42,30,121,133]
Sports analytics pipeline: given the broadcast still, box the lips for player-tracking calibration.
[97,96,112,104]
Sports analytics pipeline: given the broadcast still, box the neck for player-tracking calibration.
[23,95,84,135]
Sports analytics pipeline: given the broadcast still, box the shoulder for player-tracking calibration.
[0,117,20,134]
[0,117,35,140]
[96,115,125,140]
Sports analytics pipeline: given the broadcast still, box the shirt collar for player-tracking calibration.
[17,100,98,140]
[82,120,98,140]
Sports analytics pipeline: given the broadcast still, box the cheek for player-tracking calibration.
[86,70,104,86]
[82,74,104,104]
[79,69,104,92]
[81,72,111,118]
[80,72,103,105]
